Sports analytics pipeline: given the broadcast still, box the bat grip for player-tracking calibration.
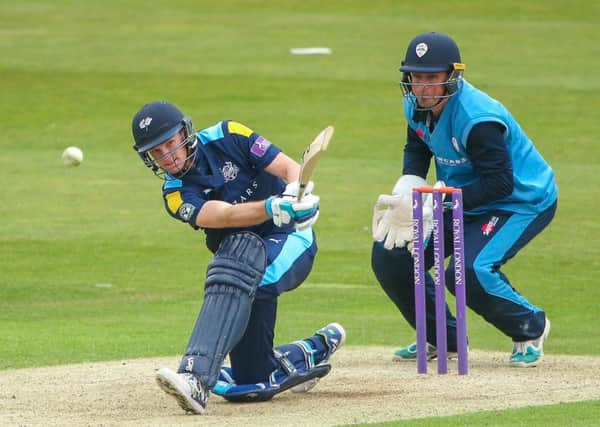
[297,184,307,202]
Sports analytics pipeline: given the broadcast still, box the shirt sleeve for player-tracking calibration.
[225,121,281,170]
[402,125,432,178]
[162,180,207,229]
[462,121,514,210]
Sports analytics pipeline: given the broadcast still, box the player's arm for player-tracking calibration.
[264,152,300,183]
[197,192,318,230]
[163,183,271,229]
[402,126,432,178]
[462,122,513,210]
[196,199,269,228]
[196,152,314,230]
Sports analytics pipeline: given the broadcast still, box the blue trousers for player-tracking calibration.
[371,201,557,346]
[229,227,319,384]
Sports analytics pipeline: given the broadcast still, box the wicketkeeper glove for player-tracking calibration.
[372,179,445,252]
[372,193,414,250]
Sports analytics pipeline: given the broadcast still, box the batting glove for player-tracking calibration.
[265,193,320,230]
[282,180,314,199]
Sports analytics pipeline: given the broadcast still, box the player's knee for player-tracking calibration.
[206,231,267,296]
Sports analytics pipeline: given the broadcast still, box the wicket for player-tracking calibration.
[412,186,468,375]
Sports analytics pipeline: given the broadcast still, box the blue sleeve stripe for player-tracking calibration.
[260,228,314,286]
[163,178,183,190]
[198,122,224,145]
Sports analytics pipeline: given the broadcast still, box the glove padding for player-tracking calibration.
[372,194,416,250]
[372,180,445,252]
[282,180,313,199]
[292,195,320,230]
[266,182,320,230]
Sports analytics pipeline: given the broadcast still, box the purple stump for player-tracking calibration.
[412,189,427,374]
[433,190,447,374]
[452,191,468,375]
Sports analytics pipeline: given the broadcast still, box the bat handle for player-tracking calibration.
[297,184,307,202]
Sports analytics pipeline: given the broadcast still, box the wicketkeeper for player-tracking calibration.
[131,100,345,414]
[371,32,558,367]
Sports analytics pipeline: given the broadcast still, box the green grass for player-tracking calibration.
[362,400,600,426]
[1,0,599,425]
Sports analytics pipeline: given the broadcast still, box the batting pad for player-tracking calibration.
[178,232,266,387]
[213,364,331,402]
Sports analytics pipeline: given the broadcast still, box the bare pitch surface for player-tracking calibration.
[2,347,599,426]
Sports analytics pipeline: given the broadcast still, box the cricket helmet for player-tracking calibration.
[399,32,466,111]
[131,100,197,178]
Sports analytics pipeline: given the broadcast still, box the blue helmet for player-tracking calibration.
[131,101,197,178]
[399,32,466,111]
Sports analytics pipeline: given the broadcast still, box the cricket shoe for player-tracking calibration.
[291,322,346,393]
[392,342,457,361]
[509,317,551,368]
[156,368,208,415]
[316,322,346,362]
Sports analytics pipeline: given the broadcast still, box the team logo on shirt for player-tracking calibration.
[250,136,271,157]
[451,137,460,152]
[481,216,500,236]
[178,203,195,221]
[415,43,428,58]
[221,161,240,182]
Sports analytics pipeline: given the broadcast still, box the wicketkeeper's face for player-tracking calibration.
[148,131,188,175]
[410,71,450,110]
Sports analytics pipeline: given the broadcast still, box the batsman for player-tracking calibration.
[371,32,558,367]
[131,101,345,415]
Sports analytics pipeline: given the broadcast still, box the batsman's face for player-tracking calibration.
[410,72,449,111]
[149,131,188,175]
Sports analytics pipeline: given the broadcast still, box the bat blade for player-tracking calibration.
[298,126,334,201]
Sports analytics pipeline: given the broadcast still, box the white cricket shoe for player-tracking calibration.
[156,368,208,414]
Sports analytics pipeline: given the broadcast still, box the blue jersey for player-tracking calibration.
[404,80,557,215]
[161,120,290,250]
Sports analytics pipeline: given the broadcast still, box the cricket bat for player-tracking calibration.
[298,126,334,201]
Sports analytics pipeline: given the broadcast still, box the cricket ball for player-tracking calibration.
[62,146,84,166]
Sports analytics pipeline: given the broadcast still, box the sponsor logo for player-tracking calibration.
[221,161,240,182]
[138,116,152,130]
[451,137,460,152]
[481,216,500,236]
[250,136,271,157]
[416,128,425,140]
[178,203,195,221]
[435,155,469,166]
[231,180,259,204]
[185,357,194,372]
[415,42,428,58]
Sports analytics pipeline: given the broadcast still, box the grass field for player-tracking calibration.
[1,1,599,425]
